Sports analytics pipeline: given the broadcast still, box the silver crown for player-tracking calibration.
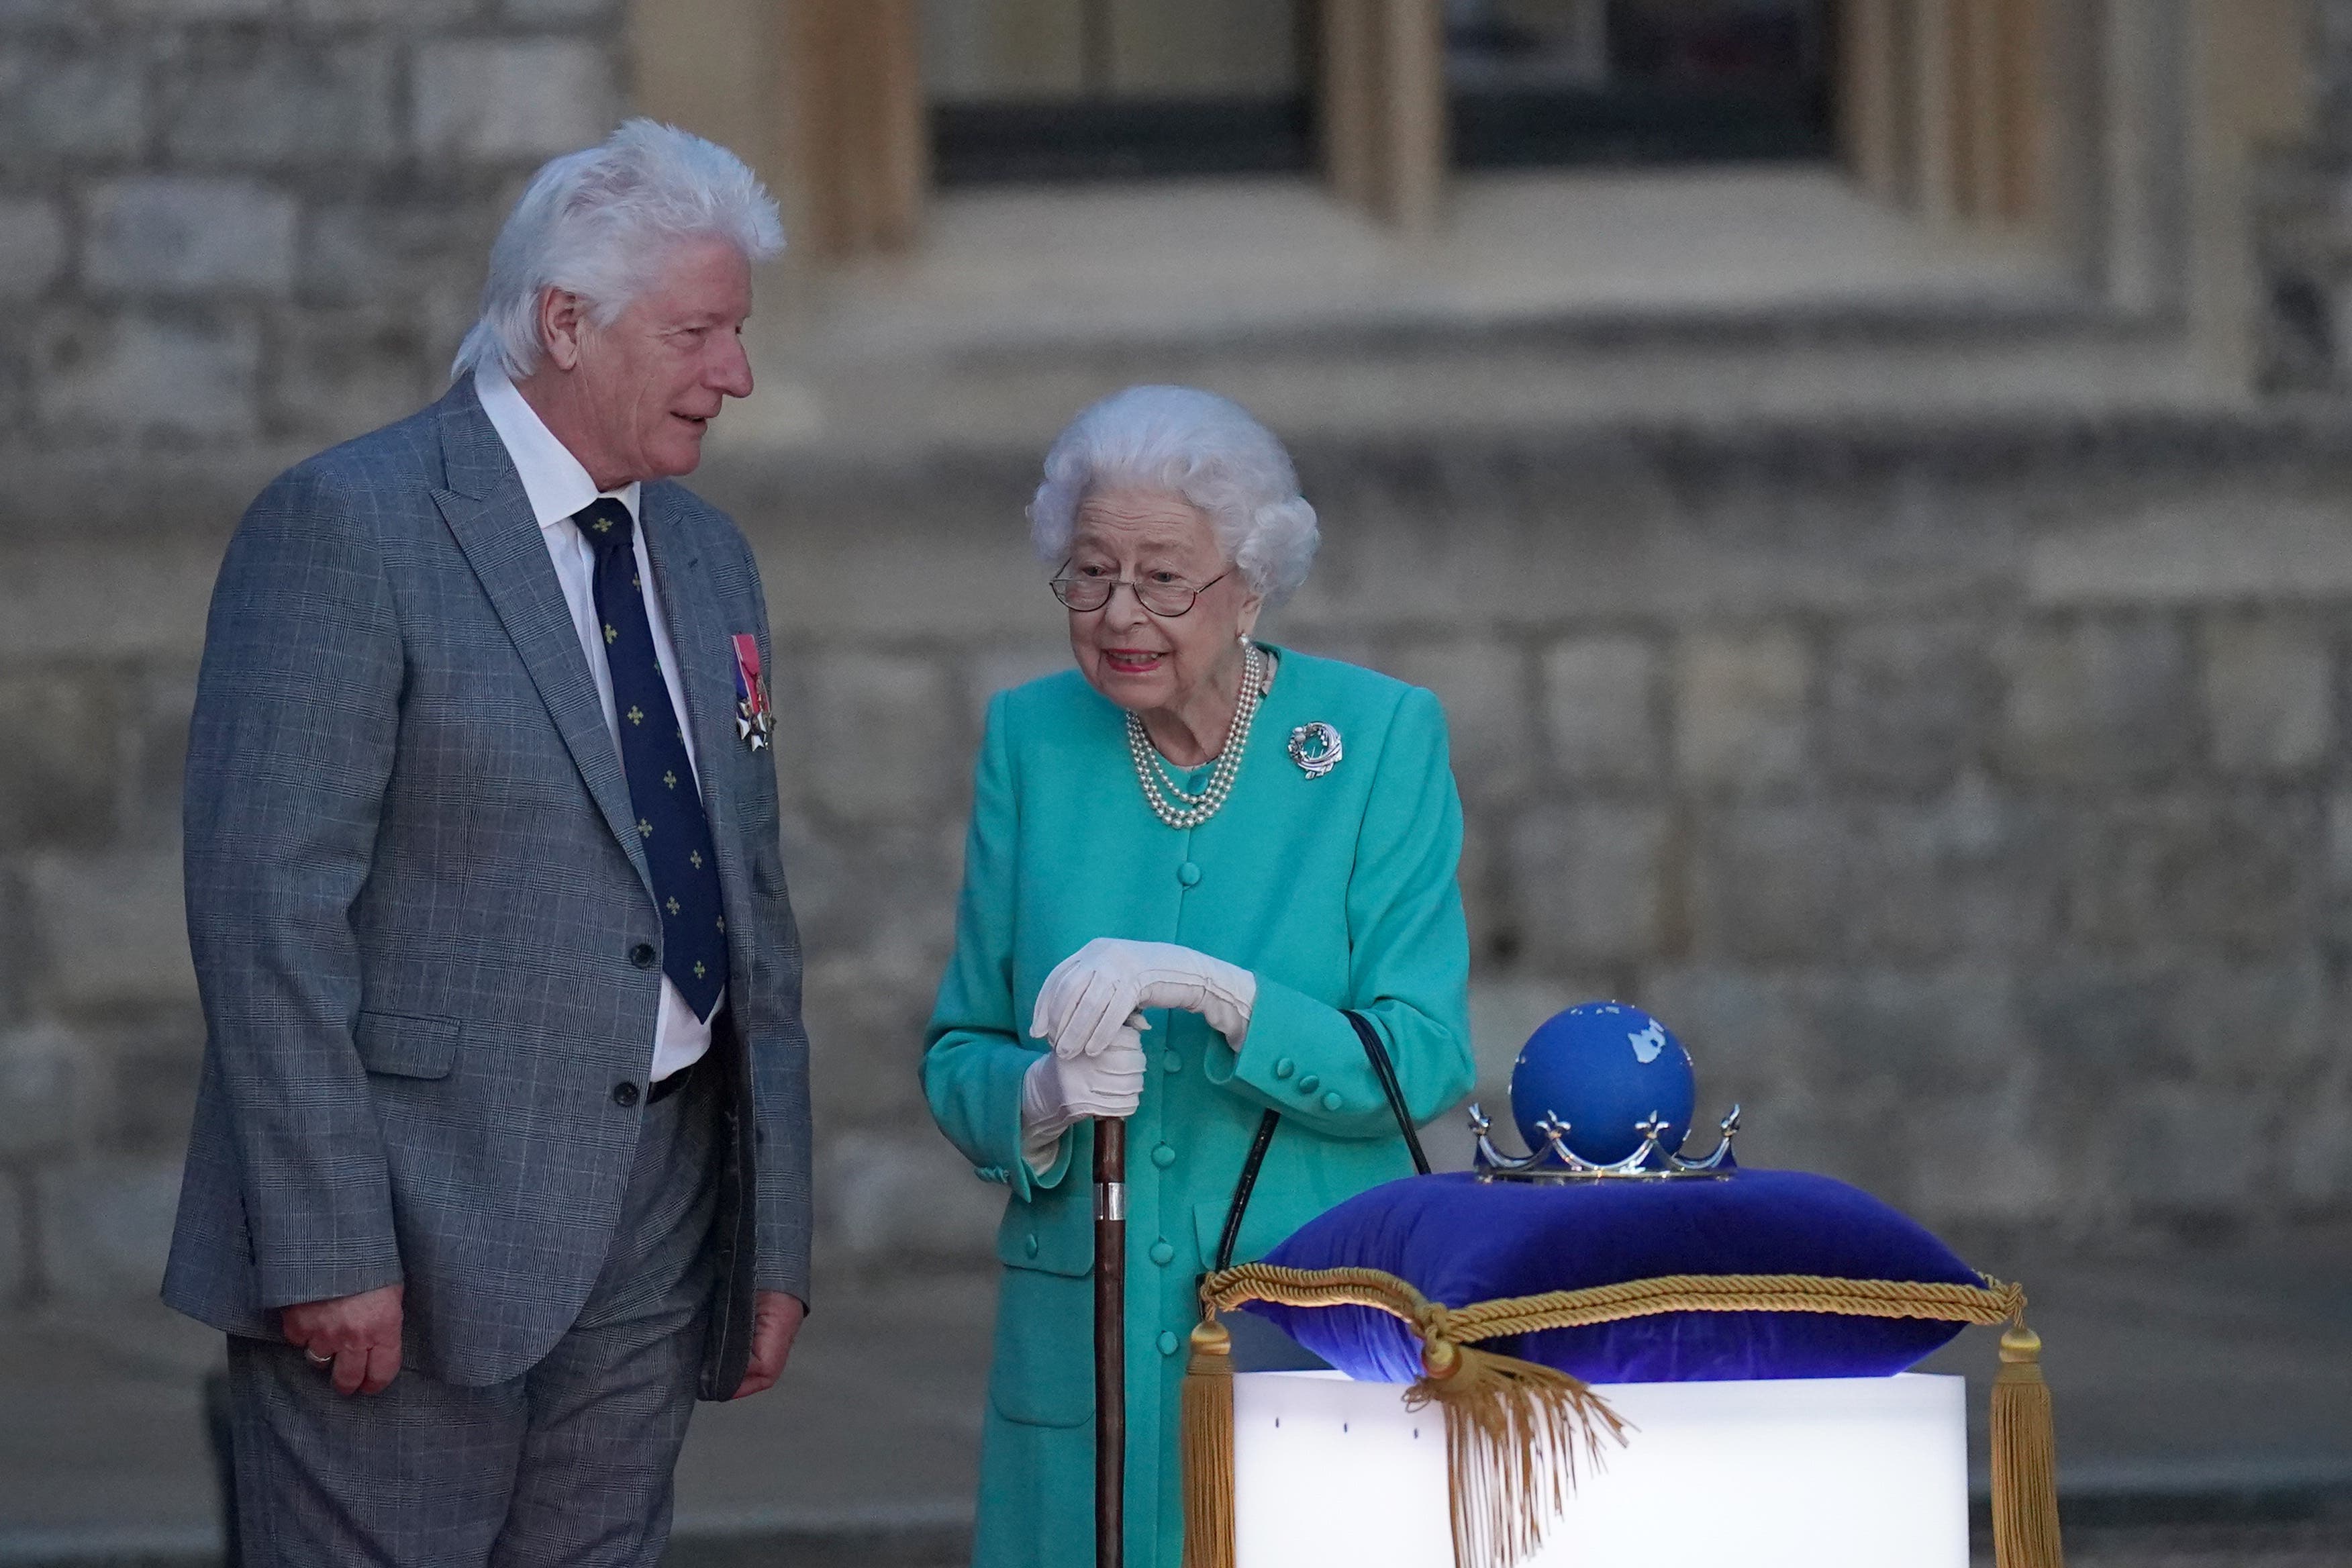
[1467,1101,1741,1182]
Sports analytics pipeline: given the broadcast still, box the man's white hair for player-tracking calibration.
[1028,386,1321,603]
[452,118,784,381]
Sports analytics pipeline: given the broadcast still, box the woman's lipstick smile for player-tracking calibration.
[1101,648,1166,675]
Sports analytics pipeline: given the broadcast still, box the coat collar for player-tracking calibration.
[469,368,644,533]
[432,375,518,503]
[427,379,654,899]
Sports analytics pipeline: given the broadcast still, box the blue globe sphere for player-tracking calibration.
[1509,1002,1696,1165]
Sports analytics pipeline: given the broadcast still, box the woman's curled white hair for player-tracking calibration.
[1029,387,1320,603]
[453,118,785,381]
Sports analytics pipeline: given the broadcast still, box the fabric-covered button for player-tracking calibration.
[1297,1074,1320,1095]
[1322,1091,1344,1112]
[1023,1233,1039,1259]
[1162,1051,1181,1074]
[1158,1330,1181,1356]
[1273,1058,1295,1079]
[1152,1143,1176,1168]
[1177,861,1202,887]
[611,1081,640,1108]
[1149,1240,1175,1266]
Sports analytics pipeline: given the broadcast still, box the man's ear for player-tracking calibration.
[537,286,587,372]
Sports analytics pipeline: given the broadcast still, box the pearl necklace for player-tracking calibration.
[1126,643,1266,831]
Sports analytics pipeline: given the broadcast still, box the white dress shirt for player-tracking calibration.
[475,369,716,1082]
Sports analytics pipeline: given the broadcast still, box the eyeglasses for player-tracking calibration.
[1049,563,1229,618]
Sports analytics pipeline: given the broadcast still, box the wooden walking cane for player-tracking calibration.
[1094,1116,1127,1568]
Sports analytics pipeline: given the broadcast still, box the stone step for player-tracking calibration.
[722,300,2235,466]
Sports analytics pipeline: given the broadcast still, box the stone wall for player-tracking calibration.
[0,0,628,1303]
[692,422,2352,1273]
[0,0,624,455]
[11,415,2352,1305]
[7,0,2352,1308]
[10,0,2352,438]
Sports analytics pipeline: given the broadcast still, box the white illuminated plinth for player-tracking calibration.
[1232,1370,1967,1568]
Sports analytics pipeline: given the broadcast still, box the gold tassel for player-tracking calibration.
[1405,1340,1627,1568]
[1990,1322,2065,1568]
[1180,1317,1236,1568]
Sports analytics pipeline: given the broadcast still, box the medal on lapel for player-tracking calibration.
[732,634,774,752]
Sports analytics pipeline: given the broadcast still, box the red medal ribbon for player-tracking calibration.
[732,634,773,747]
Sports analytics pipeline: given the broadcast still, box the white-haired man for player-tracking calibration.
[163,120,813,1564]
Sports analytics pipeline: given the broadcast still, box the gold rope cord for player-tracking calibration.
[1200,1262,2025,1343]
[1185,1261,2056,1568]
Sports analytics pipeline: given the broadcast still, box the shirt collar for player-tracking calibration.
[474,369,642,534]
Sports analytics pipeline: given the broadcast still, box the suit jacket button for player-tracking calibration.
[1023,1233,1039,1259]
[1273,1058,1295,1079]
[613,1081,641,1108]
[1157,1330,1181,1355]
[1149,1240,1175,1266]
[1151,1143,1175,1169]
[1322,1091,1344,1112]
[1297,1074,1320,1095]
[630,942,658,969]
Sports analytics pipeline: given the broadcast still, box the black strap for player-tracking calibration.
[1346,1009,1432,1177]
[1214,1110,1281,1275]
[1213,1010,1428,1273]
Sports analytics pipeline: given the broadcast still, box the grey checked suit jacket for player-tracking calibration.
[162,378,814,1395]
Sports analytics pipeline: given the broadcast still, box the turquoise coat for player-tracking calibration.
[922,648,1475,1568]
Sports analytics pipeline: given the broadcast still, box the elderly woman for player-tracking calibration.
[923,385,1475,1567]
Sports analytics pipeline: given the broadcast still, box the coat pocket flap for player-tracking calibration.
[994,1206,1093,1279]
[353,1011,460,1079]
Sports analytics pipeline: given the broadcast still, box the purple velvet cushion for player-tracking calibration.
[1241,1169,1980,1384]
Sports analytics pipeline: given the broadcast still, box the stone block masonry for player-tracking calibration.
[8,415,2352,1304]
[82,176,297,295]
[676,418,2352,1265]
[0,0,499,1288]
[413,36,615,160]
[1539,634,1663,787]
[8,0,2352,1312]
[0,1,625,452]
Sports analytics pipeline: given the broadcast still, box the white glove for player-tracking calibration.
[1030,937,1258,1061]
[1019,1018,1148,1173]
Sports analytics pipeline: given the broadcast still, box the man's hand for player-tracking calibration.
[730,1289,805,1400]
[281,1283,405,1396]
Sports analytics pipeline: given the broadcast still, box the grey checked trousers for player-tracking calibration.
[224,1064,723,1567]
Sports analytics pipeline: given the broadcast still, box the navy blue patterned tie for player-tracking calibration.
[578,498,729,1022]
